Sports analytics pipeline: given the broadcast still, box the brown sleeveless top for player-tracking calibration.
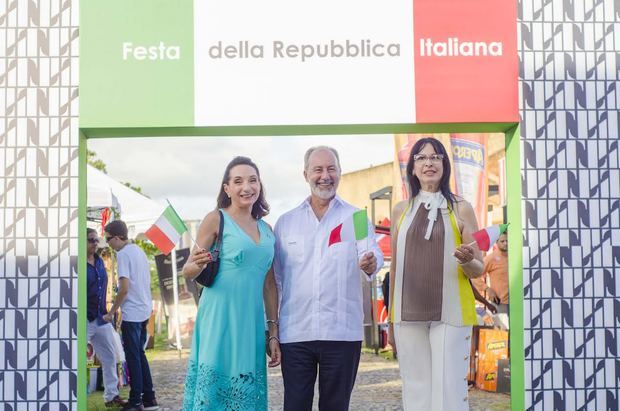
[400,206,445,321]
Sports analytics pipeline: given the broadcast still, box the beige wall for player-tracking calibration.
[338,162,394,225]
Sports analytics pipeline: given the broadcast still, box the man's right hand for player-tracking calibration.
[267,339,281,368]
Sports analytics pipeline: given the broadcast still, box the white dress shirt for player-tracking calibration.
[274,195,384,343]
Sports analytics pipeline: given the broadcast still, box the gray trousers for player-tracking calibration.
[88,321,120,402]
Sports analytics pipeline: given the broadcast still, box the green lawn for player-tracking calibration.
[87,385,131,410]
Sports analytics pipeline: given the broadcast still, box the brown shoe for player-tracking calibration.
[104,395,128,408]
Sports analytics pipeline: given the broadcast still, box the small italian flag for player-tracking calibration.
[328,209,369,246]
[471,224,509,251]
[145,205,188,255]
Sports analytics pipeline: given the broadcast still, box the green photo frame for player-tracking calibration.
[77,122,523,410]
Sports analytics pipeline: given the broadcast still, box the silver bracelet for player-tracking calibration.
[266,319,279,327]
[268,335,280,344]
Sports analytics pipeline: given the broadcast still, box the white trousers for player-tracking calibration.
[88,321,120,402]
[394,322,472,411]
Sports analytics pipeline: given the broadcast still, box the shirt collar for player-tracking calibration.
[300,194,344,209]
[88,253,101,267]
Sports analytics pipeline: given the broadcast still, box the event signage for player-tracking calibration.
[154,249,193,306]
[154,249,200,344]
[80,0,518,128]
[450,135,489,228]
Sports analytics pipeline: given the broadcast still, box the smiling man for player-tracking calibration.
[273,146,384,410]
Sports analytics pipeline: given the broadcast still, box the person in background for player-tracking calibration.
[103,220,159,411]
[389,137,484,410]
[274,146,383,410]
[181,156,280,410]
[87,228,127,408]
[382,272,390,311]
[473,232,509,314]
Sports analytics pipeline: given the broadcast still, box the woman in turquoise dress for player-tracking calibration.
[182,156,281,410]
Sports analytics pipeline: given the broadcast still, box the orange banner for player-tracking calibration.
[450,133,488,228]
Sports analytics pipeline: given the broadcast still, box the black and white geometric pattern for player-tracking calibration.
[520,0,620,409]
[1,0,618,409]
[0,0,79,409]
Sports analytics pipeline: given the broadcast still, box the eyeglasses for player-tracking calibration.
[87,238,99,244]
[413,154,444,164]
[105,236,116,242]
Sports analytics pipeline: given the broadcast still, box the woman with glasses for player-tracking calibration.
[181,156,280,410]
[388,137,484,410]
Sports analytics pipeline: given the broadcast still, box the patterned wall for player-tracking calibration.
[1,0,79,408]
[1,0,619,409]
[520,0,620,409]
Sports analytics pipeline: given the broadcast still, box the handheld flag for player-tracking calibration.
[471,224,508,251]
[145,205,188,255]
[352,209,368,240]
[328,209,369,246]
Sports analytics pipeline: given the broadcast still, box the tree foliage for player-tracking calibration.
[87,149,147,197]
[122,182,150,198]
[87,149,108,173]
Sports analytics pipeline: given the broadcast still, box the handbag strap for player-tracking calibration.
[212,209,224,253]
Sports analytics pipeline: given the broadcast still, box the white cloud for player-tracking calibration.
[88,134,394,221]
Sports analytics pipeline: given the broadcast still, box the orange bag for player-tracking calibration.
[475,329,508,391]
[476,359,499,391]
[478,328,508,363]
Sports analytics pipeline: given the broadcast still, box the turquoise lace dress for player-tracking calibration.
[182,210,275,410]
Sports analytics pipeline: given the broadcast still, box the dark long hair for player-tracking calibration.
[405,137,457,210]
[216,156,269,219]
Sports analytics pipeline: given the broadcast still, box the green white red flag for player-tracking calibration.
[145,205,188,255]
[328,209,369,246]
[471,224,508,251]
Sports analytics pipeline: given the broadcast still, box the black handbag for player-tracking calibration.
[194,210,224,287]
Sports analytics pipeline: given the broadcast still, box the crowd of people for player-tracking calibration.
[87,138,509,411]
[87,221,160,410]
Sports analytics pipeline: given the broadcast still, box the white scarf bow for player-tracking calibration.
[418,190,447,240]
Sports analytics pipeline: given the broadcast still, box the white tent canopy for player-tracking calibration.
[87,164,164,238]
[88,185,121,212]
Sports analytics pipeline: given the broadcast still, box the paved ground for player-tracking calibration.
[150,349,511,410]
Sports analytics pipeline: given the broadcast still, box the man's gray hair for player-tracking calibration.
[303,146,342,171]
